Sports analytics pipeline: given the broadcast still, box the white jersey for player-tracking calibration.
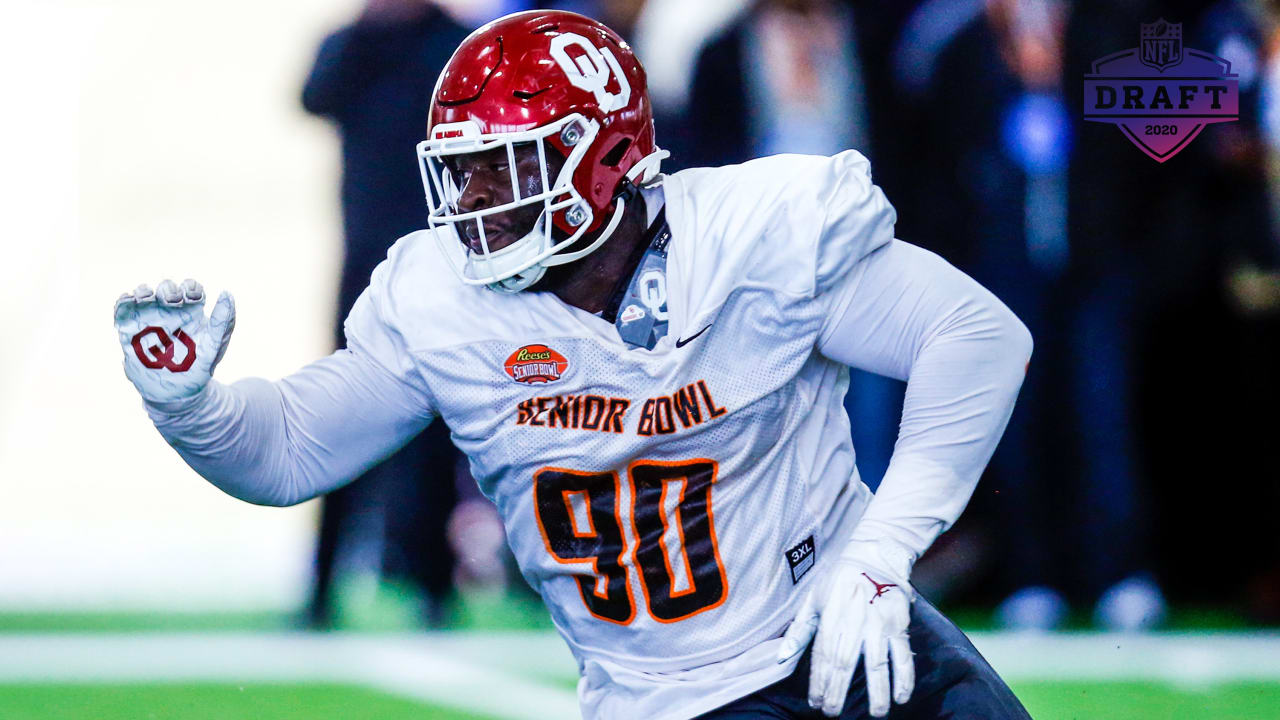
[346,150,889,716]
[144,151,1032,720]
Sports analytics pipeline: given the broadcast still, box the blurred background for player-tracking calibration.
[0,0,1277,718]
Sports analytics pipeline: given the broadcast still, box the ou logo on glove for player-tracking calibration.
[550,32,632,113]
[131,326,196,372]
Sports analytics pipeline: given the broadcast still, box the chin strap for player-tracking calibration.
[487,261,547,293]
[628,148,670,186]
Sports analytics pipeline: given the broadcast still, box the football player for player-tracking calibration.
[114,11,1033,720]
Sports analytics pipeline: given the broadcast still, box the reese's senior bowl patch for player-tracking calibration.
[504,344,569,384]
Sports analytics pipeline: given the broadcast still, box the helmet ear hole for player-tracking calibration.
[601,138,632,167]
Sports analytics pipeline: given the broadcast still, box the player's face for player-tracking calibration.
[444,143,564,254]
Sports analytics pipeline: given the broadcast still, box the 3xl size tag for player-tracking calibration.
[786,535,816,584]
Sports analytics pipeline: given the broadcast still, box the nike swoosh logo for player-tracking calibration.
[674,324,712,348]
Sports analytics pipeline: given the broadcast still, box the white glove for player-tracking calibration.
[777,539,916,717]
[114,279,236,404]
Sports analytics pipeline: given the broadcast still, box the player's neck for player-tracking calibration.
[536,194,650,315]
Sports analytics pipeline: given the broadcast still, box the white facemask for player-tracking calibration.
[418,113,667,292]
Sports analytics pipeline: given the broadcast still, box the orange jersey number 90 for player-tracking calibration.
[533,460,728,624]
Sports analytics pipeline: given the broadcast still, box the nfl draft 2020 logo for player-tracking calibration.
[1084,20,1238,162]
[504,344,569,384]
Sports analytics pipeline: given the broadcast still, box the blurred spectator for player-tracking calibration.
[440,0,533,26]
[1063,0,1277,629]
[893,0,1278,630]
[1253,15,1280,625]
[682,0,915,490]
[1119,0,1278,626]
[630,0,751,119]
[898,0,1166,632]
[301,0,470,628]
[541,0,648,39]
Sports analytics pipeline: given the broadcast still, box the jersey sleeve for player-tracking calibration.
[146,347,435,506]
[808,150,897,300]
[145,243,438,507]
[726,150,897,296]
[665,150,897,318]
[817,239,1033,559]
[342,239,437,410]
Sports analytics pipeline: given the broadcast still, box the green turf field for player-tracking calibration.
[1,598,1275,720]
[0,680,1275,719]
[1012,681,1280,720]
[0,683,499,720]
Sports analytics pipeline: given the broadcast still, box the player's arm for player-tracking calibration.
[115,279,436,507]
[822,237,1032,547]
[774,151,1031,718]
[784,239,1031,717]
[793,240,1031,715]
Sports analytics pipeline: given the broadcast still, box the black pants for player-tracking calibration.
[698,597,1031,719]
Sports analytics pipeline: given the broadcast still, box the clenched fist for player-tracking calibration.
[114,279,235,404]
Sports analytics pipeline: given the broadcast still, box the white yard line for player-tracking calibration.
[0,631,1277,720]
[967,631,1280,684]
[346,635,580,719]
[0,633,580,720]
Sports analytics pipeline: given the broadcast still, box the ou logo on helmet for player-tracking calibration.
[549,33,632,114]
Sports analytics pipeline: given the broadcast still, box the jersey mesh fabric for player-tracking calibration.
[410,285,870,665]
[343,151,893,719]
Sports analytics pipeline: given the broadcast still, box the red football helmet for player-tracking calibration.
[418,10,668,292]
